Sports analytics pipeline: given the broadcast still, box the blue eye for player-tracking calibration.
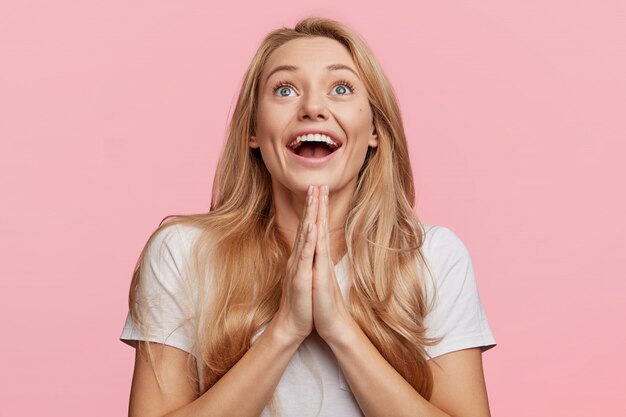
[274,83,297,97]
[330,81,355,96]
[272,80,356,97]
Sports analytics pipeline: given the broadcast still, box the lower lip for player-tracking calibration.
[286,146,342,167]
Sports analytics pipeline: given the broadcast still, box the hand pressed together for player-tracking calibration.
[274,185,355,345]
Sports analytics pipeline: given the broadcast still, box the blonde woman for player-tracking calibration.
[120,16,497,417]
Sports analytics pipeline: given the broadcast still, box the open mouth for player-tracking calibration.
[287,133,341,158]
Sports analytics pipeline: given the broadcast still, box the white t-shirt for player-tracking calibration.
[120,223,496,416]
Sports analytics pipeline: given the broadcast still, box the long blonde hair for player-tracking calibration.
[128,16,441,410]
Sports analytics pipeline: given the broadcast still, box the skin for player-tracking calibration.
[250,36,378,263]
[127,37,492,417]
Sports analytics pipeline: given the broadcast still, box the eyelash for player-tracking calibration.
[332,80,356,94]
[272,79,356,95]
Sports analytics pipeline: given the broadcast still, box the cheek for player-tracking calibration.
[256,104,293,138]
[346,106,373,134]
[255,103,271,135]
[351,97,372,122]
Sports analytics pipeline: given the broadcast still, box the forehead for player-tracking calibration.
[262,37,356,79]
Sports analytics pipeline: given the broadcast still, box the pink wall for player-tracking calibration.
[1,1,624,415]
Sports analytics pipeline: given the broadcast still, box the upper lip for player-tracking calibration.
[286,129,343,148]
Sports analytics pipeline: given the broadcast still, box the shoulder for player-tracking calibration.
[147,223,204,259]
[420,223,471,273]
[122,222,203,352]
[154,222,204,246]
[140,222,205,287]
[418,222,478,312]
[419,223,497,358]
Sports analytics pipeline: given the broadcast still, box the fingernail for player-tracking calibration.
[307,223,313,232]
[307,185,314,196]
[307,195,313,206]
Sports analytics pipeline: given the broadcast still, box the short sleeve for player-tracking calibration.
[422,225,497,359]
[120,224,198,353]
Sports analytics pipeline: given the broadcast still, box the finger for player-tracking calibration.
[297,222,317,276]
[323,186,332,256]
[294,185,314,241]
[295,186,319,256]
[316,185,328,228]
[315,187,331,270]
[316,185,330,254]
[309,185,320,223]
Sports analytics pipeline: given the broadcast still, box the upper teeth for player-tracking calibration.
[288,133,338,149]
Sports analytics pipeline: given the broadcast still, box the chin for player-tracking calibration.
[290,175,355,195]
[272,174,333,195]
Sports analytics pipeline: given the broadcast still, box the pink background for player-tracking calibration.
[1,1,624,415]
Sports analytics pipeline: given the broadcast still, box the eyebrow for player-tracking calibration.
[264,64,360,85]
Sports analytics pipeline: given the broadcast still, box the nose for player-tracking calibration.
[297,91,329,121]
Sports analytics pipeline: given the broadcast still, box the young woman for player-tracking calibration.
[120,16,497,417]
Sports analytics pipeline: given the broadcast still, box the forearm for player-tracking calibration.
[164,319,300,417]
[327,319,451,417]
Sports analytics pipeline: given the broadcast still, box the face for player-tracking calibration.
[251,36,378,196]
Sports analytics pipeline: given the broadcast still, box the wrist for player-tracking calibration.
[267,314,307,349]
[321,315,361,352]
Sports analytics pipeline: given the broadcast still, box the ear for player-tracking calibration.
[368,125,378,148]
[249,135,260,149]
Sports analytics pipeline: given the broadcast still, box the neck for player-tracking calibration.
[272,180,355,265]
